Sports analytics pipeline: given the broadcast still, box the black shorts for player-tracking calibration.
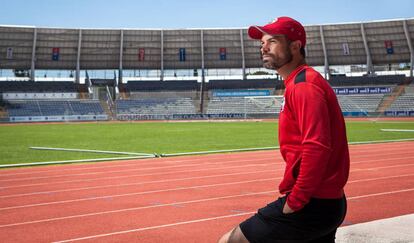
[239,194,347,243]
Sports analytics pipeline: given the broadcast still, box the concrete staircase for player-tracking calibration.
[0,107,9,122]
[99,100,114,120]
[376,78,413,113]
[79,92,90,99]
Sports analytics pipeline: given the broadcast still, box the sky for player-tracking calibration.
[0,0,413,29]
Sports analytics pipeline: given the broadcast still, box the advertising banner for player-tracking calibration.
[219,47,227,60]
[384,40,394,54]
[52,47,60,61]
[139,48,145,61]
[179,48,186,61]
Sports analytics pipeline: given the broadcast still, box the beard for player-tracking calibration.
[262,48,293,70]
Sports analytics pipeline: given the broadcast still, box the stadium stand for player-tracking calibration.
[0,79,107,121]
[387,93,414,111]
[1,77,412,121]
[128,91,197,99]
[206,96,283,117]
[6,100,105,117]
[206,97,247,114]
[337,94,385,114]
[122,81,199,100]
[385,84,414,114]
[0,18,413,121]
[116,98,197,116]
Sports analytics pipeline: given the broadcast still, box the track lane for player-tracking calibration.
[0,141,413,242]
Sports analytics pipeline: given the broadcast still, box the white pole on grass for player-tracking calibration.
[0,155,156,168]
[30,147,155,157]
[161,146,279,157]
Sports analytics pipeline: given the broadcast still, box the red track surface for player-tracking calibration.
[0,141,413,242]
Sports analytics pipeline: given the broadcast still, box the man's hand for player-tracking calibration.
[282,201,295,214]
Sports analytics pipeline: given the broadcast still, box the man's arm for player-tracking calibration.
[285,81,332,212]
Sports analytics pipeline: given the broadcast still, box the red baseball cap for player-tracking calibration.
[248,16,306,48]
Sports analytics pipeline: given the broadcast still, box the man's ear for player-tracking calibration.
[290,40,302,54]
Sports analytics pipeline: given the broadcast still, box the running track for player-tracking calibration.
[0,141,413,242]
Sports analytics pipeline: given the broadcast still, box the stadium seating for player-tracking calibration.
[206,96,283,115]
[6,100,105,117]
[1,76,413,121]
[70,101,106,115]
[6,101,42,116]
[129,91,197,99]
[116,98,197,115]
[337,94,385,113]
[386,93,414,112]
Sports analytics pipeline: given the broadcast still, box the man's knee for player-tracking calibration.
[228,226,249,243]
[218,229,231,243]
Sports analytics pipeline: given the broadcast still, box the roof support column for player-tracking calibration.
[199,30,205,113]
[118,29,124,85]
[160,30,164,81]
[75,29,82,84]
[240,29,246,80]
[319,25,330,79]
[403,20,413,77]
[30,28,37,81]
[201,30,205,81]
[361,23,374,75]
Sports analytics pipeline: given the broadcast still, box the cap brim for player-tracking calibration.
[248,26,266,39]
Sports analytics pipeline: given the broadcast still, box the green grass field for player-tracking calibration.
[1,120,414,166]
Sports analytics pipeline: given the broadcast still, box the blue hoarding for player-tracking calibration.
[213,90,270,97]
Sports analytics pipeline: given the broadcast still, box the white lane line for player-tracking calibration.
[0,156,207,177]
[348,188,414,200]
[1,155,414,198]
[348,173,414,184]
[0,141,410,186]
[0,190,276,228]
[0,161,277,190]
[349,138,414,144]
[0,140,411,178]
[0,154,274,181]
[5,144,404,182]
[350,150,414,159]
[52,211,256,243]
[351,162,414,172]
[0,169,275,211]
[0,151,278,177]
[0,169,278,199]
[2,150,413,192]
[29,147,155,156]
[52,188,414,243]
[1,173,413,228]
[2,153,413,200]
[0,156,156,169]
[0,157,276,183]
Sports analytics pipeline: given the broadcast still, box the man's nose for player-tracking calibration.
[261,43,269,53]
[261,47,268,56]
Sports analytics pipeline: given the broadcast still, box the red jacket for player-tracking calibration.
[278,64,350,211]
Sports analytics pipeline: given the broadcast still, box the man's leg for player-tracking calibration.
[218,226,249,243]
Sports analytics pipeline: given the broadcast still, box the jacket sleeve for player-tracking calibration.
[286,81,332,211]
